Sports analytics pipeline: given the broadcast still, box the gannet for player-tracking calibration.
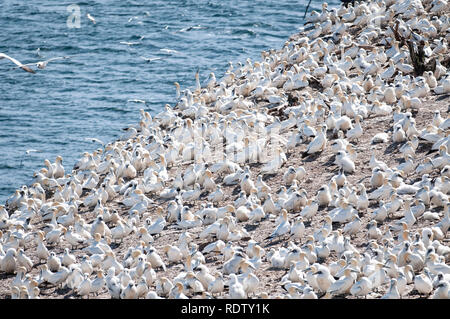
[121,281,138,299]
[335,150,356,173]
[283,166,298,185]
[207,185,224,203]
[228,274,246,299]
[76,273,92,298]
[346,115,363,141]
[381,279,400,299]
[266,209,290,240]
[350,276,373,298]
[327,268,356,296]
[260,148,287,175]
[315,267,336,293]
[302,124,327,157]
[426,253,450,275]
[431,278,449,299]
[0,52,36,73]
[39,264,70,288]
[86,13,96,24]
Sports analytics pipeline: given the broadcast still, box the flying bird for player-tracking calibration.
[0,53,35,73]
[127,99,146,104]
[85,137,104,145]
[25,149,42,155]
[140,56,163,63]
[120,41,141,46]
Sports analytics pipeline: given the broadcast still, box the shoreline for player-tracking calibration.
[1,0,449,299]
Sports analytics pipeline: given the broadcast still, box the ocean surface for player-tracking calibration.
[0,0,339,204]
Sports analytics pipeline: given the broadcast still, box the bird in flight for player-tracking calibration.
[86,13,96,24]
[140,56,163,63]
[19,56,73,70]
[0,53,35,74]
[35,48,44,58]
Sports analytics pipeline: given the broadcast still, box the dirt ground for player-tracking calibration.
[0,88,448,299]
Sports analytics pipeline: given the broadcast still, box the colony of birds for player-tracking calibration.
[1,0,450,299]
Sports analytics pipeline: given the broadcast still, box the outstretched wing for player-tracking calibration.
[0,52,35,73]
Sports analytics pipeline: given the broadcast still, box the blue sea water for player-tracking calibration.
[0,0,339,204]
